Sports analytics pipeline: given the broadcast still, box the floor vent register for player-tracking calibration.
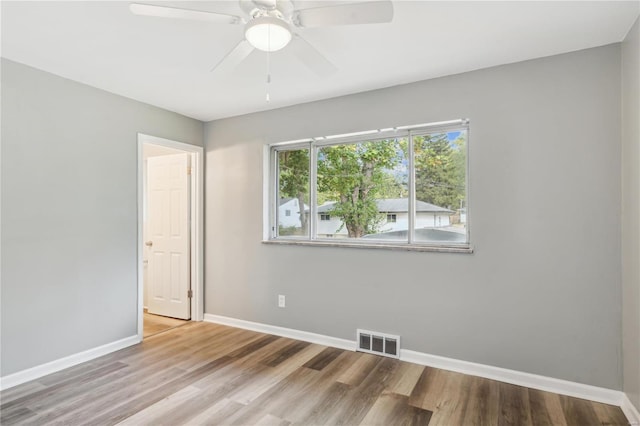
[357,329,400,359]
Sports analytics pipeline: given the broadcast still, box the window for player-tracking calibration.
[269,120,469,250]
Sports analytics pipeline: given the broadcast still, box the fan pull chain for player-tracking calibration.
[266,51,271,102]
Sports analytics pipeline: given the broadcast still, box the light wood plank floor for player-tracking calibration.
[143,311,188,338]
[0,321,630,425]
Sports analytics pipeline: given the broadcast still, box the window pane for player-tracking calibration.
[316,138,408,241]
[277,148,309,237]
[413,130,467,244]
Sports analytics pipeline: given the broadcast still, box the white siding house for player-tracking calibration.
[316,198,453,238]
[278,198,308,228]
[317,210,346,237]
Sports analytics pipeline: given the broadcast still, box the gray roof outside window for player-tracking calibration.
[316,198,453,214]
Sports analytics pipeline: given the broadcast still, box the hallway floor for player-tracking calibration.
[143,310,188,338]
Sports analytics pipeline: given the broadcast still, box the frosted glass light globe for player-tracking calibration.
[245,16,292,52]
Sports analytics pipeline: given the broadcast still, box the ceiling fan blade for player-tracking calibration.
[210,40,255,74]
[293,1,393,28]
[130,3,242,25]
[289,35,337,77]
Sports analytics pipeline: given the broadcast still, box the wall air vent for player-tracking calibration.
[356,329,400,359]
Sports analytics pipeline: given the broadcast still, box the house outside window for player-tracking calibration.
[268,120,469,250]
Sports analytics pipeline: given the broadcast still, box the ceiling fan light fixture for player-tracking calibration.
[245,16,292,52]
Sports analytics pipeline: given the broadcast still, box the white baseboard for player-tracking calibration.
[203,314,356,352]
[204,313,631,417]
[0,335,140,391]
[622,394,640,425]
[401,349,622,406]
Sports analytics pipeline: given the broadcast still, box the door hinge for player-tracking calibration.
[187,289,193,298]
[187,166,192,175]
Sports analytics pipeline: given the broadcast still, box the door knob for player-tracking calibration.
[145,241,153,247]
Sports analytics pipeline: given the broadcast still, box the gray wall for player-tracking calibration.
[0,59,203,376]
[622,16,640,411]
[205,45,623,389]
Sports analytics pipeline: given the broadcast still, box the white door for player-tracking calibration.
[147,153,191,320]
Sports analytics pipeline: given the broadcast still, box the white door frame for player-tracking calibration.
[137,133,204,341]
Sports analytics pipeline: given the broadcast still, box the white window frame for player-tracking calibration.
[264,119,472,253]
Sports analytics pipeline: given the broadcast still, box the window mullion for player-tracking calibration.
[408,133,415,245]
[310,143,318,241]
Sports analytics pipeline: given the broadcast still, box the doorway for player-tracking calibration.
[137,134,204,341]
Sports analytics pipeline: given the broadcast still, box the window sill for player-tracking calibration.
[262,239,474,254]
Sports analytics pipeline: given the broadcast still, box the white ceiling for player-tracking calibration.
[2,1,638,121]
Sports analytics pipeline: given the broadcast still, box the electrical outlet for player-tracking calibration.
[278,294,286,308]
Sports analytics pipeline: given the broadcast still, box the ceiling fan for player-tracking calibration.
[130,0,394,77]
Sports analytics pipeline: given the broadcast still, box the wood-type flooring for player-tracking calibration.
[0,321,630,425]
[143,311,188,338]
